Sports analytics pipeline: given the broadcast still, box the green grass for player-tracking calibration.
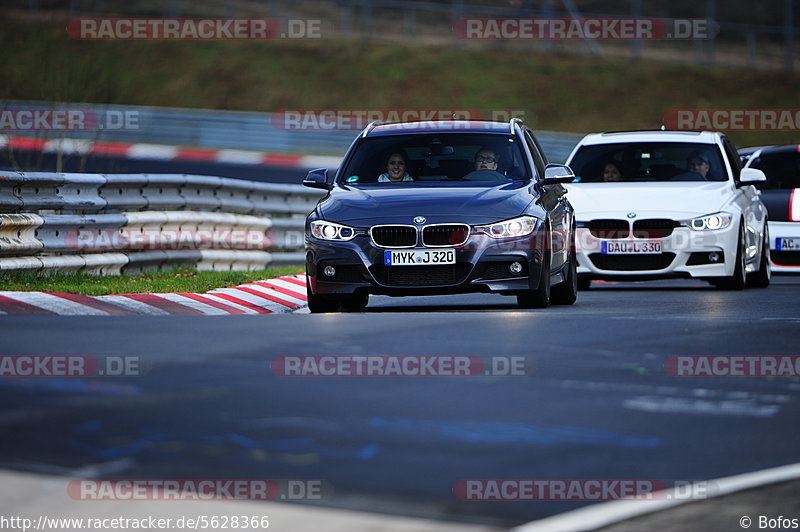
[0,266,304,296]
[2,22,800,148]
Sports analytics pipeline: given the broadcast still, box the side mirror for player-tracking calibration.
[739,167,767,184]
[542,164,576,184]
[303,168,332,190]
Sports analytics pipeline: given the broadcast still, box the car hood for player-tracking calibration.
[318,182,537,224]
[564,182,735,219]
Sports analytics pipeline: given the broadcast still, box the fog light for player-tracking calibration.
[708,252,720,263]
[509,261,523,275]
[323,265,336,277]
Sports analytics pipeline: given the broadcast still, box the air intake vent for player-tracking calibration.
[370,225,417,247]
[422,224,470,247]
[588,219,629,239]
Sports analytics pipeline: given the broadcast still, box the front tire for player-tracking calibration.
[307,293,338,313]
[714,223,746,291]
[341,291,369,312]
[518,251,551,309]
[746,225,771,288]
[307,276,337,313]
[307,292,367,313]
[306,276,365,313]
[551,244,578,305]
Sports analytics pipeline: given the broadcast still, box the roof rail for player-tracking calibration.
[509,117,524,133]
[599,129,704,135]
[362,120,383,138]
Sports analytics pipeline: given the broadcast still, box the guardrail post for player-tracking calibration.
[786,0,795,73]
[101,175,149,212]
[706,0,716,66]
[53,173,107,213]
[142,174,187,210]
[631,0,643,60]
[746,29,756,68]
[0,214,44,256]
[0,173,24,212]
[180,175,223,211]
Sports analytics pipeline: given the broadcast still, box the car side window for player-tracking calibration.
[523,130,546,179]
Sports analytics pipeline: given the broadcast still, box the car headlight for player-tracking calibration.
[474,216,541,238]
[310,220,356,241]
[687,212,733,231]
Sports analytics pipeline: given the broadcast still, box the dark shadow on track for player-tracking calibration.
[363,302,522,313]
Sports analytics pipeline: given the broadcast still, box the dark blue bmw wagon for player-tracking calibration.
[302,119,578,312]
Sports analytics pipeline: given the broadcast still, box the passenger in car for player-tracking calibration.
[378,151,414,182]
[602,161,623,182]
[686,151,711,178]
[474,148,499,171]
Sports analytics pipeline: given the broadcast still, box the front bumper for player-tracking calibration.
[305,229,551,297]
[769,221,800,273]
[575,224,739,280]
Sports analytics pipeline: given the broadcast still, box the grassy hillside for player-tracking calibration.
[2,21,799,147]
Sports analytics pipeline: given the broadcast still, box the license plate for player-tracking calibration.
[384,249,456,266]
[776,237,800,251]
[602,241,662,254]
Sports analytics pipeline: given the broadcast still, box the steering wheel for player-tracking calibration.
[461,169,505,181]
[670,172,707,182]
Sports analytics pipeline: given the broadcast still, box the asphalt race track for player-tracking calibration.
[1,277,799,527]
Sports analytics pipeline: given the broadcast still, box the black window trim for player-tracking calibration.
[523,129,546,180]
[721,135,742,182]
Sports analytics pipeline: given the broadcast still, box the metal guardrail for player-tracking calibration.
[0,172,324,274]
[0,101,584,164]
[0,102,357,156]
[0,171,323,214]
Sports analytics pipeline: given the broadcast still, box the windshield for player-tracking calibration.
[338,133,531,186]
[569,142,728,183]
[747,150,800,190]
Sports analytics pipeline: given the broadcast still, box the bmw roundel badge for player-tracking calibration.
[414,216,426,224]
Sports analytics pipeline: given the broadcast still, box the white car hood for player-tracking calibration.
[564,182,735,219]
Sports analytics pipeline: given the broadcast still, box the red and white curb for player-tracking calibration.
[0,274,308,316]
[0,135,341,169]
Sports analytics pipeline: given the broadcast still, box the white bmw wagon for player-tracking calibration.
[565,130,770,290]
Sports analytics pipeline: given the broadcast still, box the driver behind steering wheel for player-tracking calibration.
[474,147,499,171]
[686,151,711,178]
